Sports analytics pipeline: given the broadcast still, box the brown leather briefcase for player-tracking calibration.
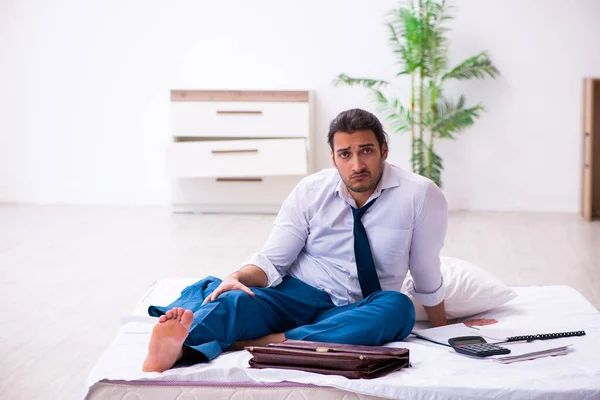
[246,339,410,379]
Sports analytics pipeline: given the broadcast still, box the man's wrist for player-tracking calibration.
[229,264,268,288]
[228,272,241,281]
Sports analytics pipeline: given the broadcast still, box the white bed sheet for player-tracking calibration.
[85,279,600,400]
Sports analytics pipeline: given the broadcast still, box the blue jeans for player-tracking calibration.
[148,276,415,362]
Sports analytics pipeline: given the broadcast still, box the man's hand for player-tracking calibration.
[463,318,498,327]
[202,277,254,304]
[202,264,268,305]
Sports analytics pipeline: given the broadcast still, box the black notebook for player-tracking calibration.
[506,330,586,342]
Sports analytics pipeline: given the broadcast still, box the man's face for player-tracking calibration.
[331,129,388,195]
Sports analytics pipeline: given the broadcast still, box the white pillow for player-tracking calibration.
[401,256,518,321]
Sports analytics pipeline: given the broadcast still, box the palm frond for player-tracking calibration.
[442,51,500,81]
[433,95,484,139]
[427,0,454,30]
[386,22,403,55]
[422,0,451,79]
[426,145,443,187]
[396,7,422,42]
[388,7,422,71]
[372,89,413,134]
[335,73,389,88]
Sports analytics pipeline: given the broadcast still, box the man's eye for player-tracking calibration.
[363,148,373,154]
[340,152,349,159]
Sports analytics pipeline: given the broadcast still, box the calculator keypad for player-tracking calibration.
[456,343,510,356]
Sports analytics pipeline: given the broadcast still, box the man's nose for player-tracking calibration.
[351,156,365,172]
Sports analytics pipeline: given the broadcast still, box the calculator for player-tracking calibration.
[448,336,511,357]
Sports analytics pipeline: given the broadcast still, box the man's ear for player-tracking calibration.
[381,143,389,160]
[330,150,336,167]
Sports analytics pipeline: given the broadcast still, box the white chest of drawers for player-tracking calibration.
[167,90,314,213]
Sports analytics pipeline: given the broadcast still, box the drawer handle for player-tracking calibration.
[584,132,590,168]
[216,178,263,182]
[216,110,263,115]
[211,149,258,155]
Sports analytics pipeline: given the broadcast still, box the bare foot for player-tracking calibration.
[142,307,194,372]
[228,332,286,351]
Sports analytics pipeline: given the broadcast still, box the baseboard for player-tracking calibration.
[172,203,280,215]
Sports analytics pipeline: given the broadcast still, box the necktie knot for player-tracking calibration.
[352,198,377,221]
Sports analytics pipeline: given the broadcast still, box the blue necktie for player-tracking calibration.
[352,198,382,298]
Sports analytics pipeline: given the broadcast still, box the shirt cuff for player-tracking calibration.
[242,253,283,288]
[406,277,445,307]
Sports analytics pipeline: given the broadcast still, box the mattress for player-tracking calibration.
[85,279,600,400]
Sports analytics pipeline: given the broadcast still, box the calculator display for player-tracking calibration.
[453,338,485,345]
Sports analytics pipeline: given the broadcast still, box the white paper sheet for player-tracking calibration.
[412,322,504,346]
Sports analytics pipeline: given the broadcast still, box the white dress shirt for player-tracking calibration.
[243,161,447,307]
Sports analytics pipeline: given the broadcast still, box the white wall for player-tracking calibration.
[1,0,599,211]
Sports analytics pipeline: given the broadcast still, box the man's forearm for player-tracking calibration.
[424,300,448,327]
[230,264,269,288]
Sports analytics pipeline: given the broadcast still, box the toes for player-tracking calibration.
[164,308,187,321]
[159,315,167,323]
[181,310,194,330]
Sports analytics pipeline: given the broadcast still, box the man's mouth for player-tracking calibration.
[351,173,369,181]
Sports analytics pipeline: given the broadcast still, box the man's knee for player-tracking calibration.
[369,290,415,313]
[352,291,415,345]
[368,291,416,337]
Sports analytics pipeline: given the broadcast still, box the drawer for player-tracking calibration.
[166,138,307,178]
[171,102,309,138]
[171,176,304,213]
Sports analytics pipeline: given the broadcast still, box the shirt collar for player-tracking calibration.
[334,161,401,203]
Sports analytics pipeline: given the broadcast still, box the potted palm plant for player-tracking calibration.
[336,0,500,187]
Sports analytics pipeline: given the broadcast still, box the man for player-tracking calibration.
[142,108,448,373]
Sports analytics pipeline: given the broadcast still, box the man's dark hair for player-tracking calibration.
[327,108,389,151]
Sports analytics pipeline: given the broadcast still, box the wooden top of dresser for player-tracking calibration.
[171,90,309,103]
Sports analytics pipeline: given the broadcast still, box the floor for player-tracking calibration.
[0,205,598,399]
